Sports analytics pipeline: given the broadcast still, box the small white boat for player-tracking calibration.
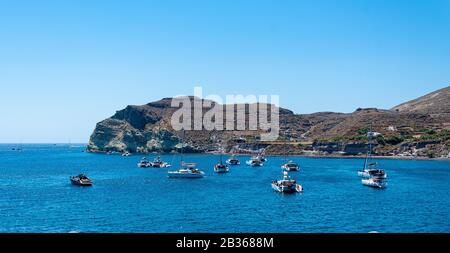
[149,156,171,168]
[122,152,131,157]
[362,177,387,189]
[214,162,229,173]
[168,163,205,178]
[226,155,240,165]
[272,171,303,193]
[246,156,263,167]
[281,161,300,172]
[137,157,151,168]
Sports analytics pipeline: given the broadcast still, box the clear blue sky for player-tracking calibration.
[0,0,449,143]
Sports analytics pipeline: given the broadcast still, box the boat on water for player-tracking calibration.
[272,171,303,193]
[137,157,151,168]
[168,162,205,178]
[358,164,387,179]
[362,177,387,189]
[149,156,171,168]
[226,155,240,165]
[214,161,229,173]
[281,160,300,172]
[246,156,263,167]
[122,152,131,157]
[357,124,388,179]
[70,174,93,186]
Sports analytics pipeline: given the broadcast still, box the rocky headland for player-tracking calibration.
[87,86,450,159]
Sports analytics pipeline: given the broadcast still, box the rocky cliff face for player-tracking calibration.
[88,87,450,158]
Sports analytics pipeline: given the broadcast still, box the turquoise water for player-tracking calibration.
[1,144,449,233]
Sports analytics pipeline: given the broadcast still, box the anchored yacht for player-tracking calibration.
[226,155,240,165]
[168,163,205,178]
[272,171,303,193]
[357,125,388,179]
[246,156,263,167]
[70,174,93,186]
[281,160,300,172]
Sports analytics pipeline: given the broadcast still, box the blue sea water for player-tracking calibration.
[0,144,449,233]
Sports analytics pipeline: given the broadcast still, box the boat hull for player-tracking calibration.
[168,172,204,178]
[362,179,387,188]
[226,160,240,165]
[70,179,93,186]
[271,183,302,193]
[281,165,300,172]
[246,161,263,167]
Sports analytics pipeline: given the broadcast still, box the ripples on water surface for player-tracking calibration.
[0,144,449,232]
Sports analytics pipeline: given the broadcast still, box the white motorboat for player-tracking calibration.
[281,160,300,172]
[226,155,240,165]
[149,156,171,168]
[362,177,387,189]
[137,157,151,168]
[246,156,263,167]
[168,163,205,178]
[271,171,303,193]
[122,152,131,157]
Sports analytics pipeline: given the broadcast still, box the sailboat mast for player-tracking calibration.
[363,123,373,170]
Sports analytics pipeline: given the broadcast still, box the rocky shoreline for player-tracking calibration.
[87,87,450,159]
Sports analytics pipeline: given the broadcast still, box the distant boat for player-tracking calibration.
[226,154,240,165]
[214,154,229,173]
[149,156,171,168]
[70,174,93,186]
[357,124,388,179]
[137,157,151,168]
[122,152,131,157]
[168,130,205,178]
[272,171,303,193]
[246,156,263,167]
[281,161,300,172]
[168,163,205,178]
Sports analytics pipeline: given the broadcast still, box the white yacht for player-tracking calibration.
[226,155,240,165]
[272,171,303,193]
[357,125,387,179]
[149,156,171,168]
[137,157,151,168]
[214,161,229,173]
[168,163,205,178]
[281,160,300,172]
[246,156,263,167]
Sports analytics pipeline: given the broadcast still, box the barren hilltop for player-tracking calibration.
[88,86,450,159]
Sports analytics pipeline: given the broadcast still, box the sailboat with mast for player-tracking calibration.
[214,151,229,173]
[281,126,300,172]
[357,124,387,179]
[168,131,205,179]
